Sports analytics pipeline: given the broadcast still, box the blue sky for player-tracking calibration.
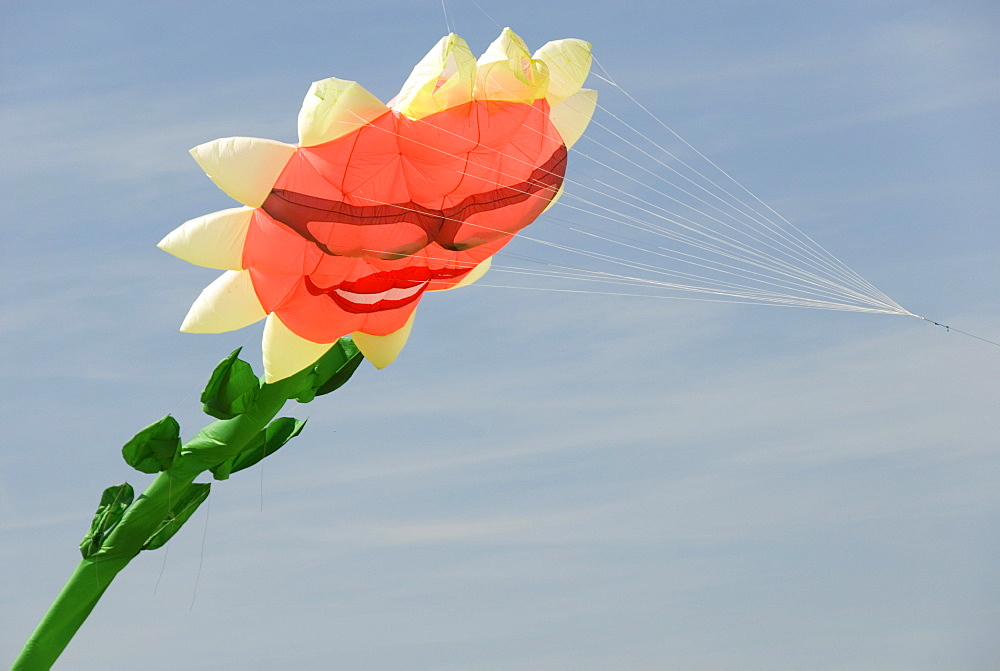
[2,1,998,668]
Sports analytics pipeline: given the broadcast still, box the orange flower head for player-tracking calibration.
[159,29,596,381]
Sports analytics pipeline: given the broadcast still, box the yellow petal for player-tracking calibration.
[158,206,253,270]
[262,313,335,383]
[180,270,266,333]
[533,38,593,106]
[475,27,548,103]
[352,310,417,369]
[189,137,296,207]
[542,184,565,214]
[427,256,492,292]
[549,89,597,148]
[392,33,476,119]
[298,78,389,146]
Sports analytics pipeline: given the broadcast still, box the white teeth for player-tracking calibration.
[333,281,428,306]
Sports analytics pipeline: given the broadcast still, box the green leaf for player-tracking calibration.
[79,483,134,559]
[211,417,307,480]
[142,483,211,551]
[294,337,364,403]
[122,416,181,474]
[201,348,261,419]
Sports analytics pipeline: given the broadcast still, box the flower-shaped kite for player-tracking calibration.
[160,28,596,381]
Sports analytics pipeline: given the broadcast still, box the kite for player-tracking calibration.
[159,28,597,379]
[16,18,999,671]
[13,28,596,670]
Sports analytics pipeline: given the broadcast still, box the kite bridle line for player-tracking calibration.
[330,61,1000,344]
[584,58,1000,347]
[296,111,891,312]
[427,0,890,304]
[588,55,882,297]
[321,93,909,314]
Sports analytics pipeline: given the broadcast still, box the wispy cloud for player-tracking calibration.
[608,14,1000,154]
[3,5,997,669]
[1,75,298,184]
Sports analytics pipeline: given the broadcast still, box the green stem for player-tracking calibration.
[13,376,300,670]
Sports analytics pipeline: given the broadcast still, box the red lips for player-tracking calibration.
[305,266,472,313]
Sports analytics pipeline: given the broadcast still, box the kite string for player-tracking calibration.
[369,33,1000,341]
[466,281,904,312]
[336,101,904,313]
[588,62,997,343]
[562,222,887,306]
[189,495,211,611]
[562,94,904,309]
[468,0,502,29]
[558,176,889,306]
[916,316,1000,348]
[523,53,904,310]
[314,48,919,316]
[573,124,877,297]
[521,71,909,312]
[579,113,841,275]
[588,57,902,309]
[332,134,897,311]
[153,543,170,596]
[440,0,454,34]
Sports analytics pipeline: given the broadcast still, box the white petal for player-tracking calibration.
[189,137,296,207]
[352,310,417,369]
[533,39,593,106]
[475,27,547,103]
[391,33,476,119]
[549,89,597,148]
[158,206,253,270]
[298,78,389,146]
[477,27,531,67]
[262,313,335,383]
[180,270,266,333]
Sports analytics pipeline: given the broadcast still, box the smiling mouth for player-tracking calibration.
[305,266,470,313]
[332,280,428,311]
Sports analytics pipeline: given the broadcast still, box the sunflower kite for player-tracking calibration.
[160,28,596,379]
[14,29,594,669]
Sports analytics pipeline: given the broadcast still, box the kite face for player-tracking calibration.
[160,29,596,380]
